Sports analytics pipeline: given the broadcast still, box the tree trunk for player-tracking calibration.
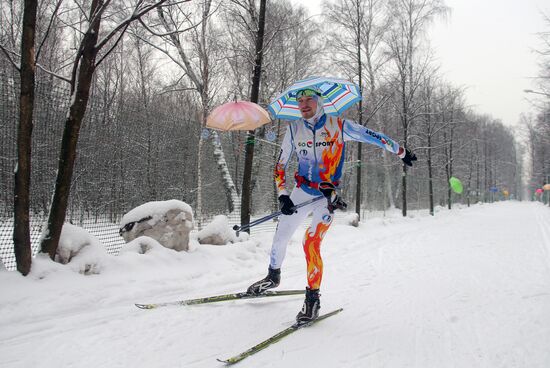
[354,0,364,219]
[196,133,204,228]
[212,131,239,213]
[383,150,395,208]
[355,143,363,217]
[401,163,408,216]
[401,111,408,217]
[240,0,266,232]
[14,0,38,275]
[40,0,102,259]
[427,137,434,216]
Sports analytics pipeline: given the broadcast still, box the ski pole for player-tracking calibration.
[233,196,325,235]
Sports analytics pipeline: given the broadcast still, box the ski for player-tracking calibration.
[135,289,305,309]
[217,308,343,365]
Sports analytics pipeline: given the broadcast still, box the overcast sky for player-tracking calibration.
[303,0,549,127]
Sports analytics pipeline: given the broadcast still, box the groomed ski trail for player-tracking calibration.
[0,201,549,367]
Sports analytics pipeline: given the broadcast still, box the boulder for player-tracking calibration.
[120,200,194,251]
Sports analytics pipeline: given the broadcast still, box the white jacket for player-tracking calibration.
[275,114,404,196]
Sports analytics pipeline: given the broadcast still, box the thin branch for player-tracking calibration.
[159,87,196,95]
[1,42,74,83]
[132,33,187,70]
[96,0,193,51]
[156,5,203,92]
[36,0,64,63]
[138,14,202,37]
[72,0,90,22]
[95,23,129,67]
[88,0,116,32]
[36,63,72,84]
[0,43,20,71]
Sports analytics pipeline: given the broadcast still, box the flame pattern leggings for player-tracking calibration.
[269,186,333,290]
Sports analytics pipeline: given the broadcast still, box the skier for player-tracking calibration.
[247,87,417,323]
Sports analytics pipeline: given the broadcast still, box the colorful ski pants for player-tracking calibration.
[269,186,333,290]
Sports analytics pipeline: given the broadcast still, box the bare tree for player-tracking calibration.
[1,0,69,274]
[220,0,322,215]
[384,0,448,216]
[239,0,267,232]
[12,0,38,275]
[325,0,390,217]
[142,0,239,223]
[39,0,186,260]
[526,11,550,203]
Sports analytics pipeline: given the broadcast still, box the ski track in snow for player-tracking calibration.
[1,201,550,367]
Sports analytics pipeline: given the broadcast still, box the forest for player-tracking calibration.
[0,0,549,274]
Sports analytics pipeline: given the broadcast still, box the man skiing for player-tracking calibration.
[247,87,417,324]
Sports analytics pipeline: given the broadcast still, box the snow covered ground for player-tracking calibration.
[1,201,549,368]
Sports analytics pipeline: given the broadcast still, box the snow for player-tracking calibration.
[196,215,249,245]
[120,199,193,229]
[56,223,105,264]
[343,212,359,226]
[1,201,549,367]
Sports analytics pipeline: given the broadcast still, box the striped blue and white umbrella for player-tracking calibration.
[268,76,362,120]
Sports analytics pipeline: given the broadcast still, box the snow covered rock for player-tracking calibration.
[56,223,107,274]
[119,200,194,251]
[197,215,248,245]
[344,213,360,227]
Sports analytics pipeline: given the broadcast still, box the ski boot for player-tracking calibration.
[296,287,320,324]
[247,267,281,295]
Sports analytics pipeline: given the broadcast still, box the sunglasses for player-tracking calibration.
[295,89,321,99]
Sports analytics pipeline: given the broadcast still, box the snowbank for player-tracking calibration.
[197,215,249,245]
[56,223,107,274]
[119,236,167,255]
[343,212,359,227]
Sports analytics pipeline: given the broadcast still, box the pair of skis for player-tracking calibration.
[135,289,343,365]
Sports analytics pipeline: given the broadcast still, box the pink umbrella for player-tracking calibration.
[206,101,271,131]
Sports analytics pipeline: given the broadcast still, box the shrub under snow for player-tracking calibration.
[197,215,248,245]
[343,213,360,227]
[56,223,107,275]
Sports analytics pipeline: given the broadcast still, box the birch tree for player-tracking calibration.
[144,0,239,222]
[221,0,321,215]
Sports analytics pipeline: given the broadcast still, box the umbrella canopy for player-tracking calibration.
[206,101,271,131]
[268,76,362,120]
[449,177,463,194]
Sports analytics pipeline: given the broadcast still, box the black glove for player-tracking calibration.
[278,194,295,215]
[319,182,348,214]
[328,196,347,213]
[402,149,417,167]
